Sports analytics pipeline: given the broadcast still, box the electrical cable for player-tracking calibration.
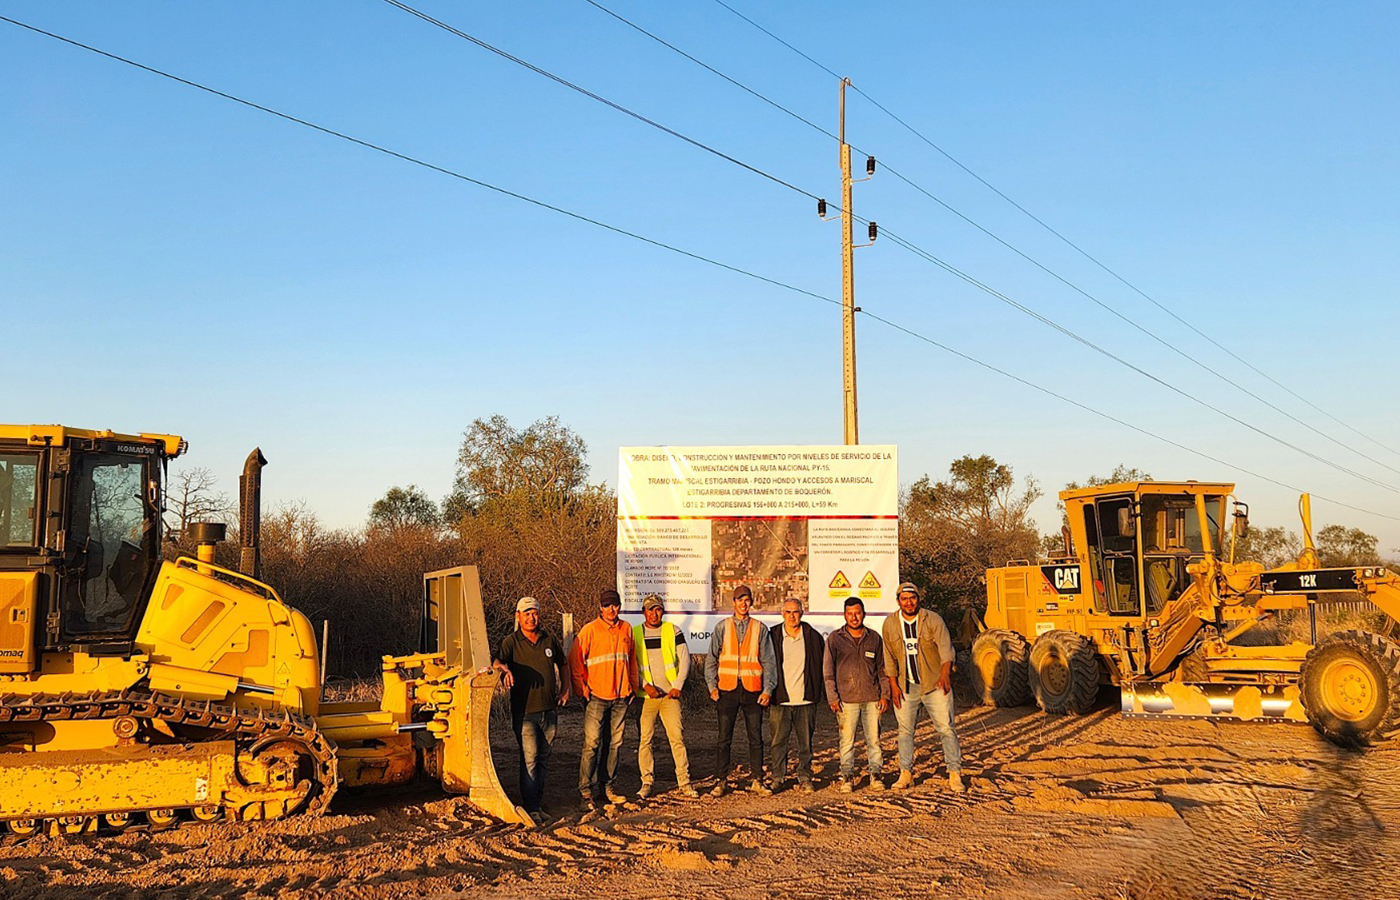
[0,14,839,312]
[708,0,1400,462]
[4,12,1395,524]
[586,0,1400,480]
[376,0,819,201]
[872,225,1400,495]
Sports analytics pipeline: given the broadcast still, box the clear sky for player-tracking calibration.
[4,2,1398,553]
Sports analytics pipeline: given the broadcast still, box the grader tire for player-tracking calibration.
[1030,630,1100,715]
[969,629,1032,707]
[1300,629,1400,747]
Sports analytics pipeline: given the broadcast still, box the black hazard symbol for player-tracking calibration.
[829,571,851,590]
[858,571,880,590]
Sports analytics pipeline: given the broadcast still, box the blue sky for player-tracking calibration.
[4,2,1398,552]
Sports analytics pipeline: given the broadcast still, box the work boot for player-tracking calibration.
[867,773,886,792]
[892,770,914,790]
[797,779,815,794]
[678,784,700,798]
[709,781,728,798]
[948,771,965,793]
[579,795,596,813]
[604,787,628,805]
[749,779,773,796]
[837,776,853,793]
[637,783,653,800]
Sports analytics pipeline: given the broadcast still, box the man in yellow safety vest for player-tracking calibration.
[704,585,776,796]
[633,593,697,798]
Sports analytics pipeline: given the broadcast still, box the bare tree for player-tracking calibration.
[164,467,231,540]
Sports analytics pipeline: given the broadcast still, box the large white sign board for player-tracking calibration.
[617,445,899,641]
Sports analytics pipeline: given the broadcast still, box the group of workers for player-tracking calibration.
[491,582,963,818]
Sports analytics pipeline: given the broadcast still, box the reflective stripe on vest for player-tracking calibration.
[633,622,681,696]
[718,619,763,692]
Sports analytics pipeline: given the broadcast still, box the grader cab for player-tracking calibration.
[0,424,524,837]
[970,479,1400,747]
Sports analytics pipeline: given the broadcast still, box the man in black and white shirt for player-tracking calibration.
[881,582,963,792]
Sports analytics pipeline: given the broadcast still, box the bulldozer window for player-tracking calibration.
[61,454,157,637]
[0,453,39,548]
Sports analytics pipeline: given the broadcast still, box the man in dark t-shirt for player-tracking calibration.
[493,596,570,815]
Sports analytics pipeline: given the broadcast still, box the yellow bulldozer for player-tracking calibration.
[969,479,1400,747]
[0,424,527,837]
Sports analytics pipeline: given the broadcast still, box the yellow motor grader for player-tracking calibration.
[0,424,526,837]
[970,479,1400,747]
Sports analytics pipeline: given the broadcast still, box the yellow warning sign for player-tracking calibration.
[858,571,881,590]
[828,571,851,590]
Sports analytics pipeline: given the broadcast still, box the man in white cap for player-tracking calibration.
[633,593,697,798]
[492,596,570,816]
[881,582,963,792]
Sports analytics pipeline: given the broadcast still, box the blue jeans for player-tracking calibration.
[512,709,557,812]
[894,681,961,773]
[836,700,882,778]
[579,696,629,797]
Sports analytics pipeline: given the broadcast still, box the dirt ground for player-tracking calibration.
[4,693,1399,900]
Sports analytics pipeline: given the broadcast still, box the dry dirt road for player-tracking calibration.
[4,697,1398,900]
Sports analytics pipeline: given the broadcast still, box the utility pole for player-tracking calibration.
[830,77,876,445]
[839,78,858,445]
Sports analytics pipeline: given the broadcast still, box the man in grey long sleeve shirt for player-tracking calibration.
[704,585,777,795]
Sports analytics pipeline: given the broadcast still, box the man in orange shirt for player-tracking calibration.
[569,587,639,812]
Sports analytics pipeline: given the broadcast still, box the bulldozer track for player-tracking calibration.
[0,689,337,837]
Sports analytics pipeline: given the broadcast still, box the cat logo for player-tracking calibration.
[858,571,880,590]
[828,571,851,590]
[1040,565,1081,595]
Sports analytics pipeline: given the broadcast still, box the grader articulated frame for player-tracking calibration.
[970,479,1400,747]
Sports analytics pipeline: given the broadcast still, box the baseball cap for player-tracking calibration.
[516,596,540,613]
[732,585,753,601]
[599,588,622,606]
[897,582,920,598]
[642,593,664,610]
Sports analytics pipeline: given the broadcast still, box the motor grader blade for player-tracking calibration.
[1121,680,1306,723]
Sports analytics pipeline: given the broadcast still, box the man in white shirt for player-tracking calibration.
[767,598,824,792]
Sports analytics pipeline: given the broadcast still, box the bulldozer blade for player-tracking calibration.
[1121,681,1306,723]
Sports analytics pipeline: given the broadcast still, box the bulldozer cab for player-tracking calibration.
[0,426,183,658]
[1070,482,1230,622]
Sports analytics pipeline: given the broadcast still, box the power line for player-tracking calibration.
[856,307,1400,524]
[708,0,1400,462]
[0,14,838,311]
[376,0,819,201]
[5,13,1396,525]
[584,0,1400,482]
[579,0,839,144]
[872,224,1400,495]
